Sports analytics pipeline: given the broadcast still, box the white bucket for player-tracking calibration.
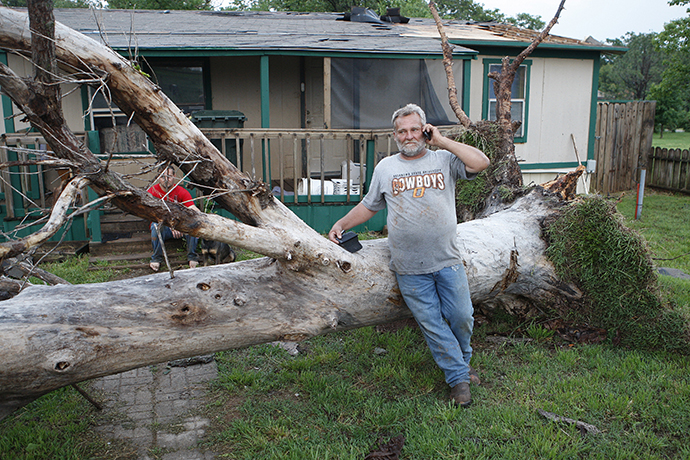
[297,178,334,195]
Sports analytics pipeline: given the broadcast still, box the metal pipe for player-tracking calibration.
[635,169,646,220]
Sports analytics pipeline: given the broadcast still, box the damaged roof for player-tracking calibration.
[48,9,623,56]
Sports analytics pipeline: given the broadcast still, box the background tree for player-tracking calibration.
[651,0,690,134]
[220,0,544,30]
[598,32,665,100]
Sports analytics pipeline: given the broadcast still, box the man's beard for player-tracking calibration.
[396,138,426,157]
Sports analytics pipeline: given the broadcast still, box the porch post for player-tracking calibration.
[1,51,23,219]
[260,55,270,128]
[260,55,270,182]
[462,58,472,117]
[323,57,331,129]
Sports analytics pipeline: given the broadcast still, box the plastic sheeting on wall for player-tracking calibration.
[330,58,463,129]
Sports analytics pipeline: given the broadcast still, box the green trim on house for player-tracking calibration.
[209,199,385,234]
[1,51,15,135]
[481,58,532,144]
[0,51,24,217]
[260,56,270,180]
[260,55,270,129]
[2,214,88,243]
[588,57,601,161]
[520,161,583,170]
[284,202,387,234]
[121,50,477,59]
[80,85,92,131]
[87,187,102,243]
[449,41,625,56]
[462,59,472,117]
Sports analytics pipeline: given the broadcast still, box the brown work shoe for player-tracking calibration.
[450,382,472,407]
[469,366,481,385]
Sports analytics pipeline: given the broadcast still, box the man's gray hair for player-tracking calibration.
[391,103,427,127]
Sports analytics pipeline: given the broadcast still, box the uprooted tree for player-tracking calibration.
[0,0,683,420]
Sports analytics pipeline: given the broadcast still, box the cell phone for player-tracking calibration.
[423,129,431,141]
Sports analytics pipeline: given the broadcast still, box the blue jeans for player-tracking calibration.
[395,264,474,388]
[150,223,199,263]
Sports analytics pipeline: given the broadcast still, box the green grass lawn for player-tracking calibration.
[1,194,690,459]
[652,131,690,150]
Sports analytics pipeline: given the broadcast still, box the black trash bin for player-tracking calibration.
[191,110,246,166]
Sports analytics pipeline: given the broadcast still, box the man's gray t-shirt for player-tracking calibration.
[361,149,475,275]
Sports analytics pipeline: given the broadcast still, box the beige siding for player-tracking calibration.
[468,56,594,167]
[209,55,302,129]
[61,83,86,131]
[527,58,593,165]
[210,56,262,126]
[6,54,32,133]
[3,54,86,133]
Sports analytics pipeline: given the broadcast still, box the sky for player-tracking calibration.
[483,0,689,41]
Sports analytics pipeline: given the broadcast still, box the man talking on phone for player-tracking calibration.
[328,103,490,407]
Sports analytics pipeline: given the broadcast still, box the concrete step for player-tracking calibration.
[88,251,189,268]
[32,241,90,263]
[100,212,150,235]
[90,233,151,256]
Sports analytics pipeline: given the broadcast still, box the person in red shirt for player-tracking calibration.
[147,166,201,271]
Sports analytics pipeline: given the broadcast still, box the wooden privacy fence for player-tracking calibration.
[592,101,656,194]
[647,147,690,194]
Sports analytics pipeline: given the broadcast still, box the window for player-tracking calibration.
[85,58,210,153]
[146,60,208,115]
[482,59,531,142]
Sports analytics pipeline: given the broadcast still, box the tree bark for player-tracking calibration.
[0,187,581,419]
[428,0,472,128]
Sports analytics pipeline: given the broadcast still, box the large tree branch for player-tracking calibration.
[428,0,472,128]
[0,176,90,259]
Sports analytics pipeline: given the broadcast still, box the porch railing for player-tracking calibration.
[198,128,397,205]
[1,132,91,219]
[2,127,402,212]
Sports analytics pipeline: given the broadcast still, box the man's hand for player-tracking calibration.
[328,203,377,245]
[328,224,344,244]
[171,229,183,239]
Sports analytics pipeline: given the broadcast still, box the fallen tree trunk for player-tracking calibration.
[0,187,580,419]
[0,4,584,420]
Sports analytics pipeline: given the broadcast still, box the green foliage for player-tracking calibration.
[544,195,689,353]
[599,32,665,100]
[505,12,545,30]
[649,82,690,133]
[452,123,507,219]
[652,10,690,132]
[526,322,554,341]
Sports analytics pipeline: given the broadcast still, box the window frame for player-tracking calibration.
[142,57,212,115]
[481,58,532,143]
